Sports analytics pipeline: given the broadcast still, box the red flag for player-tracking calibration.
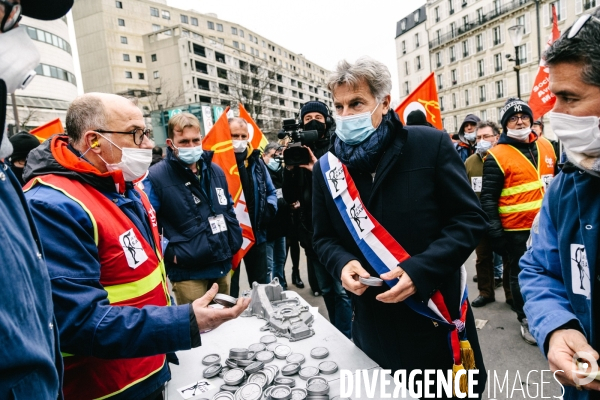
[238,104,269,152]
[29,118,64,142]
[395,72,443,129]
[202,106,255,269]
[529,4,560,120]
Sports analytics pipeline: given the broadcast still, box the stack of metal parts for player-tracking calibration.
[200,337,350,400]
[240,279,315,342]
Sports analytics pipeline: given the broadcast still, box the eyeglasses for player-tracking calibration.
[508,115,531,124]
[0,0,22,33]
[476,134,495,140]
[567,14,600,39]
[95,128,151,146]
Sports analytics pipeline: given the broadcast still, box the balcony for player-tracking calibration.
[495,65,502,72]
[476,46,483,52]
[480,97,486,102]
[438,84,443,90]
[478,71,484,77]
[493,39,501,46]
[463,52,469,58]
[450,56,456,62]
[452,80,457,86]
[429,0,532,49]
[437,62,442,68]
[497,92,504,98]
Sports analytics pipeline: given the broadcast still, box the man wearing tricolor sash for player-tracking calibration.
[312,57,489,397]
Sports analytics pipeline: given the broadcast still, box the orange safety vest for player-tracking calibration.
[24,174,170,400]
[487,138,556,231]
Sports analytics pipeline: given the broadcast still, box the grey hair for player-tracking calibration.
[327,56,392,101]
[66,95,107,144]
[264,142,280,155]
[476,120,501,136]
[545,8,600,87]
[228,117,248,127]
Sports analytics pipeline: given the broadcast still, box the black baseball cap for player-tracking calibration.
[21,0,74,21]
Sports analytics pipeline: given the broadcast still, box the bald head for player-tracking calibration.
[228,117,249,140]
[66,93,140,145]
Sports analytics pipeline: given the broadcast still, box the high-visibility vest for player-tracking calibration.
[487,138,556,231]
[24,174,170,400]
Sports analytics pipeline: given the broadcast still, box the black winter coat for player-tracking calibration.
[480,134,541,240]
[312,117,488,395]
[265,165,288,241]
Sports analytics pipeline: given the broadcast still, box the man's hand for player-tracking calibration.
[548,329,600,391]
[290,201,300,209]
[192,283,251,332]
[376,266,416,303]
[340,260,370,296]
[299,146,318,172]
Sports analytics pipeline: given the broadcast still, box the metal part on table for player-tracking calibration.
[274,345,292,359]
[260,334,278,345]
[263,386,274,400]
[309,347,329,359]
[270,385,293,400]
[203,354,222,366]
[358,276,384,287]
[214,293,238,307]
[248,371,269,389]
[318,361,338,375]
[273,377,296,387]
[203,364,223,378]
[255,351,275,363]
[330,397,352,400]
[223,368,246,386]
[286,353,305,365]
[220,384,240,394]
[244,361,264,374]
[213,392,235,400]
[237,359,254,367]
[281,363,301,376]
[248,343,266,352]
[290,388,308,400]
[306,377,327,387]
[266,342,280,352]
[219,367,231,378]
[298,366,319,380]
[306,381,329,396]
[230,348,250,360]
[237,382,263,400]
[226,358,239,368]
[305,396,329,400]
[242,279,315,342]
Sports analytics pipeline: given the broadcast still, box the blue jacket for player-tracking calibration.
[244,150,278,245]
[0,157,62,399]
[520,164,598,400]
[143,148,243,282]
[23,137,196,400]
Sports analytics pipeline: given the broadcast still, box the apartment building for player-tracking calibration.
[396,0,597,135]
[396,5,431,102]
[5,16,78,131]
[71,0,332,138]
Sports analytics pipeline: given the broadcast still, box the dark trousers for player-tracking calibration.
[506,231,529,322]
[230,242,268,297]
[286,234,300,275]
[475,234,495,299]
[304,249,320,294]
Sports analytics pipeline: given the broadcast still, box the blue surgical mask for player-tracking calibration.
[475,139,493,154]
[335,103,381,145]
[464,133,476,142]
[267,158,281,171]
[175,145,203,164]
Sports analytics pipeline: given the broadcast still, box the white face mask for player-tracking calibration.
[96,134,152,181]
[232,139,248,153]
[0,27,41,94]
[549,111,600,157]
[475,139,493,155]
[507,127,531,141]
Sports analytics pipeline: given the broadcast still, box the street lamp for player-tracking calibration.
[507,24,525,98]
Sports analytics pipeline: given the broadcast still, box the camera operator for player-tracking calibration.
[282,101,352,339]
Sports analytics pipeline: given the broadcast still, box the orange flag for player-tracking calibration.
[238,104,269,152]
[29,118,64,142]
[529,4,560,120]
[395,72,443,129]
[202,106,255,268]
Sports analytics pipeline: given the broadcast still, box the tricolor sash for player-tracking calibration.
[320,152,475,388]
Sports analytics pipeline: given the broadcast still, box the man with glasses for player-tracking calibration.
[520,10,600,396]
[480,97,556,345]
[23,93,249,400]
[143,112,242,303]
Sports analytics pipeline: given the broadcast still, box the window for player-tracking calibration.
[161,10,170,20]
[215,52,225,63]
[249,34,253,42]
[437,73,443,90]
[115,1,122,8]
[262,40,266,48]
[451,69,457,85]
[191,17,198,26]
[219,83,229,94]
[138,73,145,79]
[440,96,445,112]
[436,52,442,68]
[239,29,245,38]
[401,40,406,54]
[517,44,528,64]
[217,67,228,79]
[495,80,504,98]
[452,93,457,109]
[462,40,469,57]
[125,71,132,79]
[463,15,469,28]
[193,44,206,57]
[197,78,209,90]
[232,27,238,35]
[120,36,127,44]
[481,110,487,120]
[516,15,525,32]
[233,41,239,48]
[181,15,188,24]
[492,26,501,45]
[476,34,484,52]
[241,43,246,51]
[479,85,486,102]
[449,46,456,62]
[477,59,484,77]
[152,24,160,31]
[415,56,422,71]
[400,19,406,30]
[403,82,410,95]
[118,20,125,28]
[434,7,440,22]
[195,61,207,73]
[34,63,77,85]
[25,26,72,53]
[450,22,457,37]
[476,7,484,21]
[414,9,420,23]
[448,0,455,14]
[151,54,157,62]
[414,33,420,48]
[464,89,470,106]
[404,61,409,75]
[585,0,597,10]
[153,71,160,79]
[218,38,224,43]
[216,23,223,32]
[550,1,566,22]
[150,7,159,17]
[494,53,502,71]
[123,54,130,61]
[208,21,215,30]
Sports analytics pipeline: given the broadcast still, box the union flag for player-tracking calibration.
[238,104,269,152]
[29,118,63,142]
[395,72,443,129]
[202,106,255,268]
[529,4,560,120]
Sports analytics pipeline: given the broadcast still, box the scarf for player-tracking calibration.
[565,149,600,178]
[334,111,395,173]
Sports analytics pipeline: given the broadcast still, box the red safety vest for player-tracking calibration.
[25,174,170,400]
[487,137,556,231]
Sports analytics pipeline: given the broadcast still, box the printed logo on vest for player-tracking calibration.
[216,188,228,205]
[545,155,554,169]
[571,244,590,299]
[119,229,149,269]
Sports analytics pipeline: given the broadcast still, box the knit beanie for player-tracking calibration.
[300,101,329,122]
[500,97,533,132]
[9,132,40,161]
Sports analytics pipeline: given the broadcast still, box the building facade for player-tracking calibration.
[396,0,597,136]
[6,15,78,131]
[71,0,332,137]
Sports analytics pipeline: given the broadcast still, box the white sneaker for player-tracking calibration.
[520,318,537,345]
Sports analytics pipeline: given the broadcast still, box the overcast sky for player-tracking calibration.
[69,0,426,101]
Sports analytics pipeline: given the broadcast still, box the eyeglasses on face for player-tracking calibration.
[508,115,531,124]
[0,0,22,33]
[568,13,600,39]
[94,128,151,146]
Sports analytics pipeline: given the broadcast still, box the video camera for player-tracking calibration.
[277,119,320,166]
